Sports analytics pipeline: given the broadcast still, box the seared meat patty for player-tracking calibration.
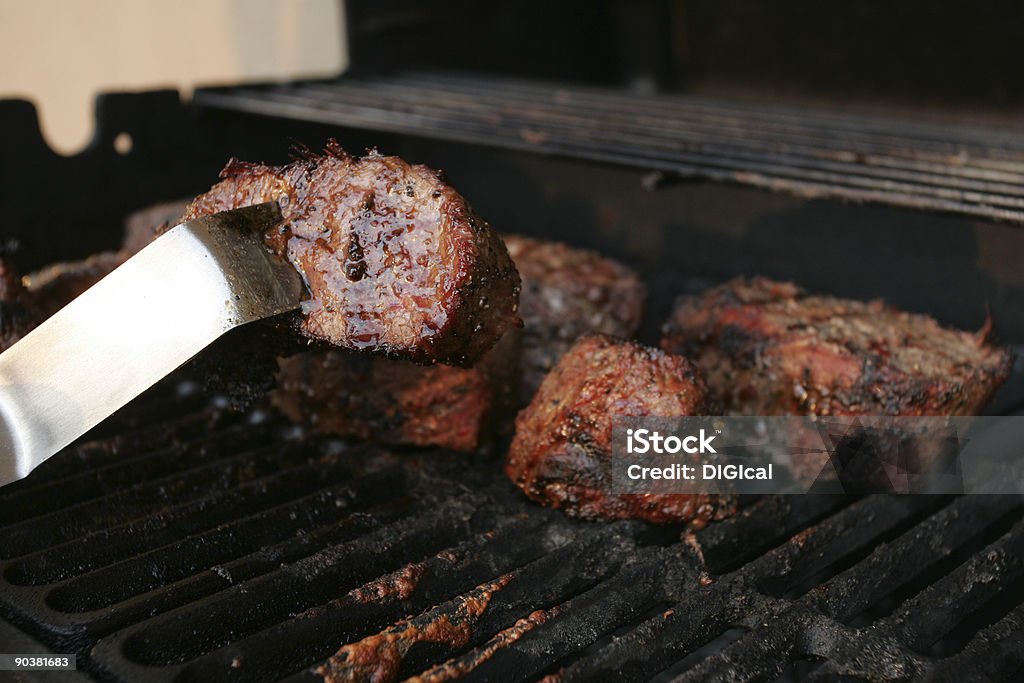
[505,334,736,525]
[504,235,646,401]
[661,277,1013,418]
[183,142,521,366]
[271,235,643,450]
[273,350,501,452]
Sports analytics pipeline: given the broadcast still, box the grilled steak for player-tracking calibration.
[271,235,642,450]
[504,235,646,401]
[183,142,521,366]
[663,277,1014,484]
[273,350,497,452]
[661,277,1013,419]
[505,334,735,525]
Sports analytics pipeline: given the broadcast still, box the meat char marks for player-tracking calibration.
[504,235,645,401]
[272,235,642,450]
[505,334,735,526]
[661,277,1013,418]
[182,142,521,366]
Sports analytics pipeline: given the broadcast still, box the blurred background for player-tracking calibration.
[0,0,347,154]
[6,0,1024,155]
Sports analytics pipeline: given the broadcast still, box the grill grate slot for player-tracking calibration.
[42,468,405,612]
[0,437,334,561]
[308,527,633,682]
[0,419,279,527]
[172,517,563,683]
[194,71,1024,224]
[821,495,1024,625]
[100,494,492,669]
[882,517,1024,653]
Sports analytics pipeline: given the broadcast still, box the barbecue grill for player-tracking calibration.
[3,2,1024,681]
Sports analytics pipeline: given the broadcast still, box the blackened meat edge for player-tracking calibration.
[182,142,521,366]
[270,234,642,450]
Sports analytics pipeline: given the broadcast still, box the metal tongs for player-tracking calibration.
[0,203,305,487]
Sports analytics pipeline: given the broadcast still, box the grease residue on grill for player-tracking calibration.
[316,573,515,682]
[407,606,560,682]
[348,558,432,604]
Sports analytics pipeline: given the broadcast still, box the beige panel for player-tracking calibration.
[0,0,348,154]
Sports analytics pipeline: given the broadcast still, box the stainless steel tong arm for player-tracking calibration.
[0,203,304,487]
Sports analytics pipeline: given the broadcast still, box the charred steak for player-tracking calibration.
[270,235,642,450]
[505,334,735,525]
[504,234,645,401]
[183,142,521,366]
[661,277,1013,418]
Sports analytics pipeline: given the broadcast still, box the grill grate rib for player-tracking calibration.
[193,71,1024,224]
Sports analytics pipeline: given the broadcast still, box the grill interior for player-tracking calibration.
[195,71,1024,224]
[3,51,1024,682]
[1,372,1024,682]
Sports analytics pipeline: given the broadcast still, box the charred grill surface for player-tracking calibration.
[269,234,642,450]
[1,380,1024,682]
[3,383,1024,682]
[183,143,521,366]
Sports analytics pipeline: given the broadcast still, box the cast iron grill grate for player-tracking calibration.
[193,71,1024,225]
[1,381,1024,682]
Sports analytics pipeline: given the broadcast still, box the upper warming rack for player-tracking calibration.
[195,70,1024,224]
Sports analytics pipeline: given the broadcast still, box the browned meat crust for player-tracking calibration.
[272,349,500,452]
[660,277,1013,418]
[182,142,521,366]
[23,251,125,318]
[504,235,645,401]
[504,334,736,525]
